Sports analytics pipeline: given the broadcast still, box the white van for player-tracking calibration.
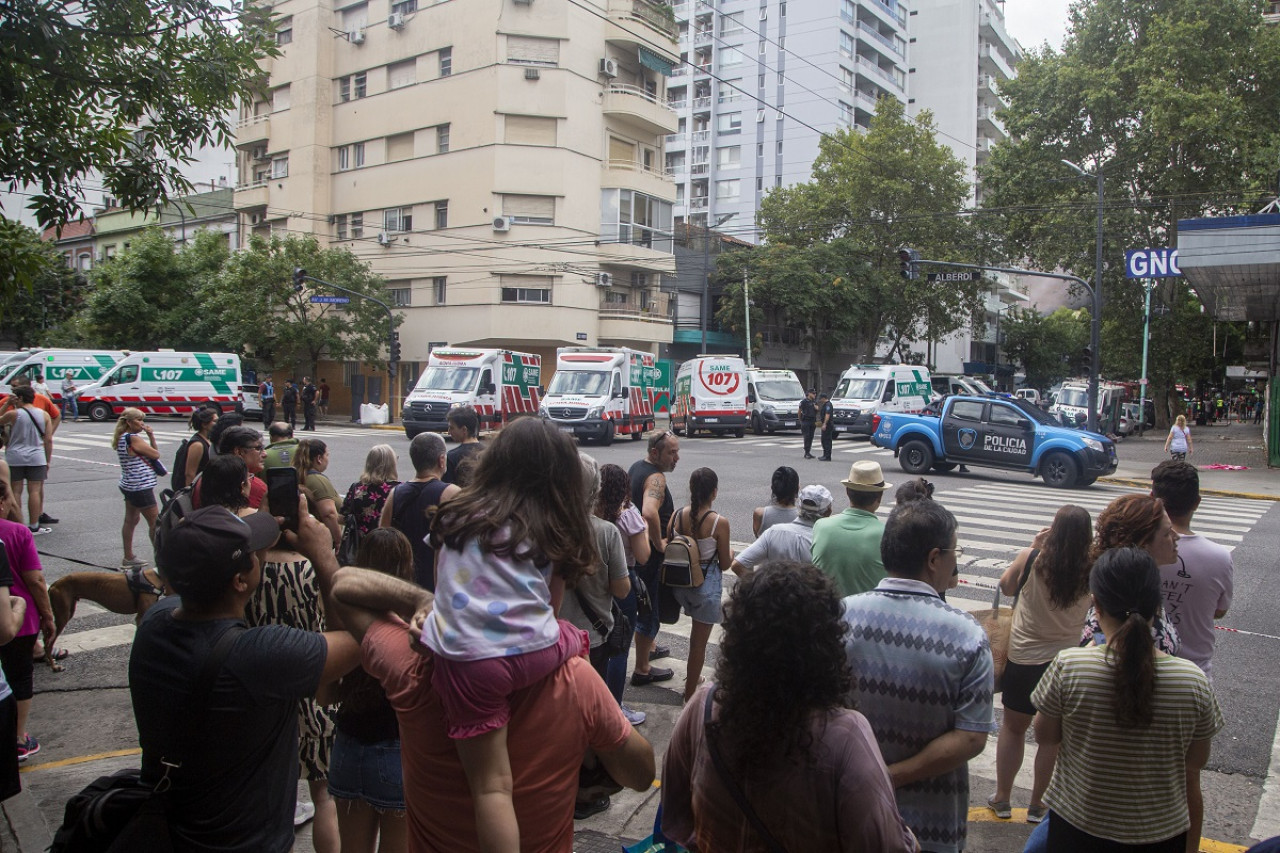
[541,347,657,445]
[831,364,933,437]
[76,352,242,421]
[0,349,127,402]
[930,374,993,399]
[672,355,749,438]
[401,348,542,438]
[746,368,806,434]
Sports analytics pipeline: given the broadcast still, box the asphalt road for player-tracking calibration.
[15,418,1280,851]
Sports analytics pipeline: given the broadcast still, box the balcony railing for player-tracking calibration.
[667,99,688,110]
[855,55,903,90]
[692,96,711,110]
[856,21,901,57]
[599,291,672,320]
[609,0,679,40]
[234,178,270,191]
[871,0,906,27]
[607,83,675,111]
[669,65,689,79]
[689,196,708,210]
[605,158,675,181]
[237,113,270,129]
[690,129,710,143]
[665,132,686,145]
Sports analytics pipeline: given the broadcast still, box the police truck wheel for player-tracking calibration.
[1042,452,1079,489]
[1078,476,1097,487]
[88,402,114,423]
[899,440,934,475]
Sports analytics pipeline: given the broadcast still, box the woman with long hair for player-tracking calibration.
[328,528,414,853]
[1163,414,1193,461]
[1032,547,1222,852]
[751,466,798,537]
[111,408,162,570]
[662,561,917,851]
[597,463,650,726]
[295,438,343,549]
[177,406,218,491]
[1081,494,1181,653]
[989,505,1093,823]
[342,445,400,537]
[667,467,733,703]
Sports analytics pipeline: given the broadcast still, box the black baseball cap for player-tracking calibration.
[158,506,280,596]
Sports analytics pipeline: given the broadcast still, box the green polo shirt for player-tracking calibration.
[262,438,300,470]
[810,507,886,597]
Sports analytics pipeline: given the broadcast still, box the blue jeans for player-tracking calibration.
[62,397,78,419]
[1023,811,1048,853]
[605,568,640,704]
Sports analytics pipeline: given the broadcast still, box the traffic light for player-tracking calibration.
[897,247,920,280]
[389,331,401,363]
[1077,345,1093,374]
[292,268,306,292]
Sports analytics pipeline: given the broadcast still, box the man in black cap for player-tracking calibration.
[129,505,360,853]
[799,388,818,459]
[817,391,835,461]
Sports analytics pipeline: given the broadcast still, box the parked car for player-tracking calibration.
[238,383,262,416]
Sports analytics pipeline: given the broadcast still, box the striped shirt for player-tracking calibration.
[117,433,157,492]
[1032,646,1223,844]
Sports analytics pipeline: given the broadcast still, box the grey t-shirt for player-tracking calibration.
[5,407,47,467]
[561,517,628,648]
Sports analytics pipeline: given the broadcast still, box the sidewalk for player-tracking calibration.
[1102,420,1277,500]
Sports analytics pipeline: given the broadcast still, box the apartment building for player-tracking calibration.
[664,0,909,244]
[233,0,682,378]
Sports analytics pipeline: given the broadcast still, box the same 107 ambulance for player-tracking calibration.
[671,355,749,438]
[539,347,658,445]
[75,351,242,421]
[401,349,542,438]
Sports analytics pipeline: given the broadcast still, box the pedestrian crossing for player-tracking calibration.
[49,423,384,457]
[730,435,892,456]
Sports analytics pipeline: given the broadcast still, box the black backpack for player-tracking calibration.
[154,478,198,572]
[169,435,207,493]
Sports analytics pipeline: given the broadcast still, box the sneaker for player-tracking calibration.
[630,666,674,686]
[648,645,671,662]
[986,795,1011,820]
[293,800,316,827]
[573,796,609,820]
[38,513,58,524]
[28,526,51,536]
[16,734,39,763]
[120,557,147,571]
[1027,805,1048,824]
[621,705,646,726]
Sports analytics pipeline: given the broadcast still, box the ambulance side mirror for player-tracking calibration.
[747,389,757,403]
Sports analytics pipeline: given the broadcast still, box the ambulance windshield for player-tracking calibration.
[833,378,884,402]
[755,378,805,401]
[548,371,609,396]
[421,366,479,393]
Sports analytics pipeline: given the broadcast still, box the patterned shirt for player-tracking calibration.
[1032,647,1224,844]
[841,577,995,853]
[117,433,157,492]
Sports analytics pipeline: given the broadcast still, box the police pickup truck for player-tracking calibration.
[870,395,1118,488]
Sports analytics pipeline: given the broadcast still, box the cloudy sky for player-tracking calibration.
[1004,0,1071,52]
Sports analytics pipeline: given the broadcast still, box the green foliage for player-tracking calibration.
[0,224,84,347]
[0,220,60,326]
[978,0,1280,422]
[716,99,988,376]
[1000,307,1090,390]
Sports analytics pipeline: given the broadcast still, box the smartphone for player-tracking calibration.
[265,467,300,533]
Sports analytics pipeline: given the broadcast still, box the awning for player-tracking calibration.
[638,46,674,76]
[1178,213,1280,322]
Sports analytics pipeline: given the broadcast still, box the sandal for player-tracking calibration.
[986,795,1012,820]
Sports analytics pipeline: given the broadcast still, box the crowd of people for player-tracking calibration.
[0,390,1265,853]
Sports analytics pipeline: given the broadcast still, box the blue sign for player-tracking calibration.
[576,332,588,341]
[310,295,351,304]
[1125,248,1182,279]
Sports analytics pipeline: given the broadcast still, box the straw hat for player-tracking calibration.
[840,460,891,492]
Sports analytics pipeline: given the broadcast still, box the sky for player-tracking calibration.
[1003,0,1072,52]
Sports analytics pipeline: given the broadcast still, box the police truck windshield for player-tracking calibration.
[755,379,805,401]
[833,379,884,401]
[421,367,479,392]
[547,371,610,397]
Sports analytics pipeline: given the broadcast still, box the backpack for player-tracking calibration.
[154,480,198,572]
[169,435,207,493]
[661,508,711,589]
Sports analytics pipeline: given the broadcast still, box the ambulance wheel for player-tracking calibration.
[631,425,644,440]
[932,462,957,472]
[1041,452,1079,489]
[601,422,615,446]
[900,440,934,475]
[735,428,745,438]
[752,414,764,435]
[88,402,114,423]
[673,423,684,436]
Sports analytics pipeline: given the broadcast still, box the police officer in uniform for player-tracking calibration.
[818,392,835,461]
[799,388,818,459]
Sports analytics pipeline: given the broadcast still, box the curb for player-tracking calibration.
[1,788,52,853]
[1099,476,1280,502]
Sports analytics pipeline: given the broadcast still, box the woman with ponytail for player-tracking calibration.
[751,466,798,537]
[1031,546,1222,852]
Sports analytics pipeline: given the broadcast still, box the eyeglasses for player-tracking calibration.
[939,546,966,558]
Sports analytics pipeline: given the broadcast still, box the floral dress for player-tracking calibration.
[342,481,398,535]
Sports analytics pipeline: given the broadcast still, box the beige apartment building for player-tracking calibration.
[234,0,682,381]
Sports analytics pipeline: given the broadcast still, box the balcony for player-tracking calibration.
[977,105,1006,139]
[667,99,688,111]
[692,95,711,111]
[599,292,673,345]
[869,0,906,28]
[233,179,270,210]
[852,88,879,114]
[977,74,1008,107]
[669,65,689,79]
[665,131,687,146]
[603,84,680,135]
[689,195,708,211]
[235,114,270,146]
[690,129,710,144]
[980,10,1018,59]
[606,0,679,49]
[603,158,675,198]
[693,29,713,46]
[855,55,903,92]
[856,21,901,58]
[979,42,1016,81]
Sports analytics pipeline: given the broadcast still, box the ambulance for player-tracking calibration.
[671,355,749,438]
[76,351,242,421]
[0,349,126,402]
[401,348,542,438]
[540,347,657,445]
[830,364,933,437]
[746,368,806,434]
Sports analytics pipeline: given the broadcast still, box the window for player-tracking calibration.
[504,114,556,145]
[501,287,551,303]
[716,146,740,168]
[780,2,786,15]
[391,0,417,14]
[841,66,854,91]
[719,47,742,66]
[340,2,369,30]
[351,213,364,238]
[389,286,412,306]
[841,0,854,22]
[758,73,765,87]
[758,39,766,54]
[436,123,450,153]
[838,101,852,125]
[433,276,447,305]
[775,174,782,187]
[434,200,448,229]
[271,155,289,178]
[104,244,117,260]
[384,207,412,232]
[950,401,984,421]
[271,84,291,112]
[756,176,763,191]
[386,131,415,161]
[507,35,559,66]
[276,16,293,45]
[337,142,364,170]
[989,404,1024,427]
[335,214,349,240]
[716,111,742,134]
[338,72,367,101]
[716,179,740,199]
[439,47,452,77]
[388,58,417,89]
[721,12,743,34]
[600,188,673,252]
[757,142,764,156]
[718,81,740,103]
[840,31,854,58]
[502,194,555,224]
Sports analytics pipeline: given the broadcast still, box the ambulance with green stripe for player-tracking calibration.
[830,364,934,437]
[0,349,126,401]
[76,351,243,422]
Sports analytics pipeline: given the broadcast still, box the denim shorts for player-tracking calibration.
[326,731,406,812]
[672,564,723,625]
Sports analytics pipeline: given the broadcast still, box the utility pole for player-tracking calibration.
[742,272,752,367]
[1138,279,1156,435]
[700,212,737,353]
[1062,159,1106,433]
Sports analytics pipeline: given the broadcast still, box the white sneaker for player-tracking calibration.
[294,800,316,827]
[621,705,646,726]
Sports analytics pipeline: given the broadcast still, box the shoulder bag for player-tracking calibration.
[703,687,786,853]
[979,549,1036,692]
[572,588,632,658]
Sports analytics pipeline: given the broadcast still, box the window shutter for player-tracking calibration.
[507,36,560,65]
[501,195,555,221]
[388,59,417,89]
[386,132,415,161]
[504,115,557,145]
[608,136,636,164]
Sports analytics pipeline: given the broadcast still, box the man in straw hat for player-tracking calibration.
[811,460,891,596]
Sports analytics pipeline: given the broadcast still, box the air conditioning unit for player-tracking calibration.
[595,272,613,287]
[377,231,393,246]
[492,216,513,232]
[251,145,268,161]
[388,11,405,29]
[249,213,265,225]
[349,28,366,44]
[524,67,540,80]
[513,0,534,5]
[599,58,618,78]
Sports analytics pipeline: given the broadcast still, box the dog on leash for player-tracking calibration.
[44,567,167,671]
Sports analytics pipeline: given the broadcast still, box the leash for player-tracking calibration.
[36,550,125,573]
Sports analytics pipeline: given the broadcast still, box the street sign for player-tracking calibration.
[926,271,979,283]
[1124,248,1181,279]
[1139,378,1148,385]
[576,332,588,341]
[310,295,350,304]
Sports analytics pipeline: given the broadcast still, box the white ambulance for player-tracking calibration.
[746,368,806,434]
[401,348,542,438]
[0,349,127,402]
[671,355,749,438]
[76,352,242,421]
[540,347,657,445]
[830,364,933,437]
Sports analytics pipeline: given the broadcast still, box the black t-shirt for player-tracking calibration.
[819,400,835,429]
[390,479,451,590]
[302,383,318,405]
[282,386,298,405]
[444,442,482,487]
[628,459,673,570]
[129,597,326,853]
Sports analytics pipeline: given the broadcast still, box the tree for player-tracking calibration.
[0,223,83,347]
[978,0,1280,424]
[202,234,400,376]
[1000,307,1090,390]
[715,99,988,378]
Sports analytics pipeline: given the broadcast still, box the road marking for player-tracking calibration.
[1252,704,1280,841]
[965,809,1246,850]
[20,747,141,774]
[56,623,135,654]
